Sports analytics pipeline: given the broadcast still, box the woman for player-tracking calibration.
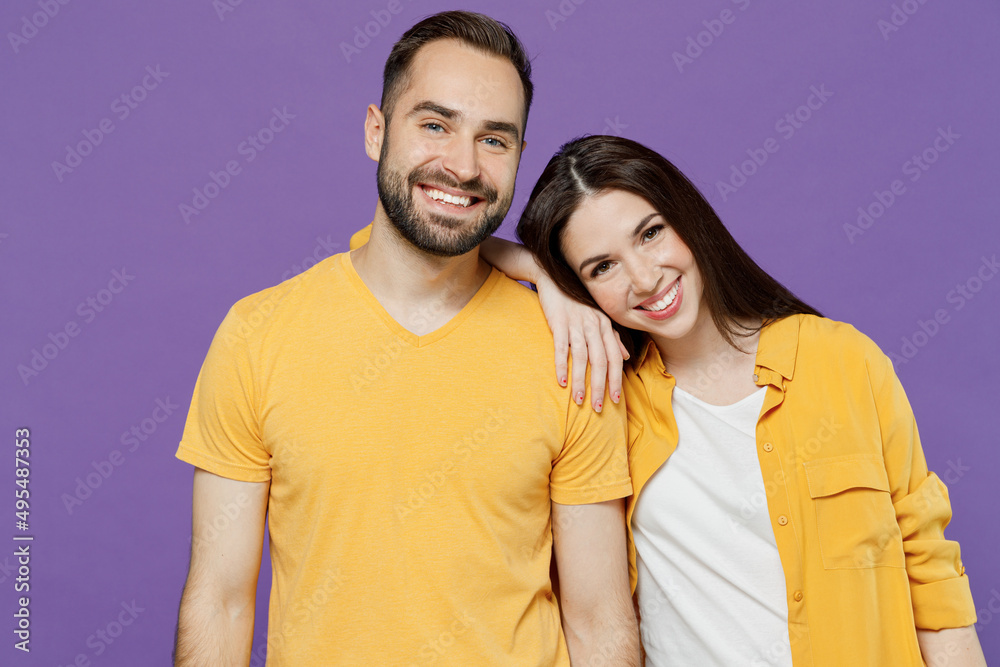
[482,135,985,666]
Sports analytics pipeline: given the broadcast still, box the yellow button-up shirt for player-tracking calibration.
[624,314,977,666]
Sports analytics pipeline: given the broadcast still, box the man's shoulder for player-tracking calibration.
[480,271,552,334]
[226,253,351,329]
[484,270,544,310]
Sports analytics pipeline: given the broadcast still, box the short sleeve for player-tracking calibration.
[550,364,632,505]
[175,306,271,482]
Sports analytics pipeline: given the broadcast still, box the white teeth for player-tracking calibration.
[424,187,472,207]
[639,281,680,312]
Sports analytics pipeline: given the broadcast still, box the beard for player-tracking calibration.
[376,137,513,257]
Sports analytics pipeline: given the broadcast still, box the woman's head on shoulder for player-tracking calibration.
[516,135,819,357]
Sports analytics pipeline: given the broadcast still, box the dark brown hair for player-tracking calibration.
[516,135,821,356]
[381,11,533,132]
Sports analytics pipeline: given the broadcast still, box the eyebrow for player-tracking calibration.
[408,101,458,120]
[577,212,661,273]
[407,100,521,142]
[484,119,521,143]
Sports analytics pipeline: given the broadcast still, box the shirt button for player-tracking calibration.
[777,515,788,526]
[763,442,773,452]
[752,374,759,382]
[793,591,803,602]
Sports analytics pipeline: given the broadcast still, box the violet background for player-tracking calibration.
[2,0,998,664]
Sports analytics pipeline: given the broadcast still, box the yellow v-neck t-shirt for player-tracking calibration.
[176,252,631,666]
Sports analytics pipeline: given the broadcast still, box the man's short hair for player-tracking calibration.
[380,10,533,134]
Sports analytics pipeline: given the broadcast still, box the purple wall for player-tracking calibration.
[2,0,998,663]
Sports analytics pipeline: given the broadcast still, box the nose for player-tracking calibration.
[441,134,481,184]
[627,260,660,295]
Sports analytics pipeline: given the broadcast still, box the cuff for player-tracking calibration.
[176,444,272,483]
[551,478,633,506]
[911,575,978,630]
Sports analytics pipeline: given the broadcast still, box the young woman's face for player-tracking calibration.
[560,189,709,342]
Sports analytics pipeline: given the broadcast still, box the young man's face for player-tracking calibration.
[371,38,526,257]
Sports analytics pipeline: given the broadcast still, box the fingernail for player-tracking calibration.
[559,376,567,386]
[575,392,584,404]
[595,401,603,412]
[613,391,620,402]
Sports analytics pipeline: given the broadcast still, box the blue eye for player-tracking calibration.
[482,137,507,148]
[424,123,443,132]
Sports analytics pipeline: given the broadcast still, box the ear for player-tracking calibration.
[521,139,527,154]
[364,104,386,162]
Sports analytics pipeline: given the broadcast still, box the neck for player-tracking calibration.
[651,308,761,374]
[351,206,492,335]
[650,308,727,370]
[650,310,763,404]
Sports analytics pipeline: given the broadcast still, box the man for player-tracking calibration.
[173,11,639,666]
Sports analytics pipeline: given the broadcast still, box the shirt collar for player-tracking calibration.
[631,314,802,381]
[754,314,801,382]
[633,337,664,374]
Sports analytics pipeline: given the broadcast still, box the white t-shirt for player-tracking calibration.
[632,385,794,667]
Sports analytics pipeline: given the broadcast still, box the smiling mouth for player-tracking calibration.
[419,184,481,209]
[636,278,680,312]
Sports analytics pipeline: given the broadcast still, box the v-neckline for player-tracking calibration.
[341,252,501,348]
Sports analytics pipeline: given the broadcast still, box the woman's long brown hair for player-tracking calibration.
[516,135,821,358]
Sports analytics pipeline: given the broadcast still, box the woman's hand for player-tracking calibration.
[535,273,629,412]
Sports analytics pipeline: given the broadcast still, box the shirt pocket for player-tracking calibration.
[803,454,905,569]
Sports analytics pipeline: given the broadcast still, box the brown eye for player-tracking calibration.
[643,225,662,241]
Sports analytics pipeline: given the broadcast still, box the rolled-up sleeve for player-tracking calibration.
[873,353,977,629]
